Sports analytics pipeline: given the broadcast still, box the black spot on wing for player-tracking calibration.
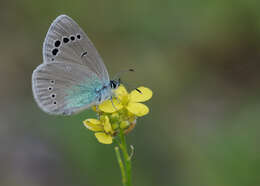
[81,51,88,58]
[54,40,61,47]
[70,36,75,41]
[52,48,59,56]
[51,94,56,98]
[63,37,69,43]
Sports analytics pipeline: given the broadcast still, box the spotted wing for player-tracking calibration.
[42,15,109,82]
[32,62,104,115]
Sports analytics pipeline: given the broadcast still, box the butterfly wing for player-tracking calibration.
[32,62,104,115]
[42,15,109,82]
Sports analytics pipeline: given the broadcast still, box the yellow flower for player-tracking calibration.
[83,115,114,144]
[83,85,152,144]
[99,85,153,117]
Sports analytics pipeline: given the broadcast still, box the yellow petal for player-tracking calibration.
[95,132,113,144]
[129,87,153,102]
[84,119,101,125]
[83,119,104,132]
[99,98,123,113]
[114,85,130,105]
[114,85,128,98]
[126,102,149,117]
[103,116,113,133]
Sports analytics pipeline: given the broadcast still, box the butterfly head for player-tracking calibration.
[110,79,120,90]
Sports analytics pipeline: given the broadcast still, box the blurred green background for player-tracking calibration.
[1,0,260,186]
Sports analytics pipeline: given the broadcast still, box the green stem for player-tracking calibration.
[119,129,132,186]
[114,146,127,186]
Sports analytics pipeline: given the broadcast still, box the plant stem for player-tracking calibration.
[114,146,127,186]
[119,129,132,186]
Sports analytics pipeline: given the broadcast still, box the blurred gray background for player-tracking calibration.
[1,0,260,186]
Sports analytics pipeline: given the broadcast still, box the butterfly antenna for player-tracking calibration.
[113,69,142,94]
[120,78,142,94]
[113,68,135,80]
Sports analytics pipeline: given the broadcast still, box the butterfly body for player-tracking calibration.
[62,80,113,115]
[32,15,119,115]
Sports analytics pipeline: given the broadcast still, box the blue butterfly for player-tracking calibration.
[32,15,120,115]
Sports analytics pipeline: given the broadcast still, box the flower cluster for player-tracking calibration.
[83,85,152,144]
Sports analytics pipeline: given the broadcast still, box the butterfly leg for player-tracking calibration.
[95,105,101,119]
[114,94,120,103]
[110,97,118,110]
[111,86,121,104]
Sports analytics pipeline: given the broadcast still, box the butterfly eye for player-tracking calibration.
[110,81,117,89]
[48,86,53,91]
[53,101,57,105]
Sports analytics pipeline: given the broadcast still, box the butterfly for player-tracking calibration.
[32,15,121,115]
